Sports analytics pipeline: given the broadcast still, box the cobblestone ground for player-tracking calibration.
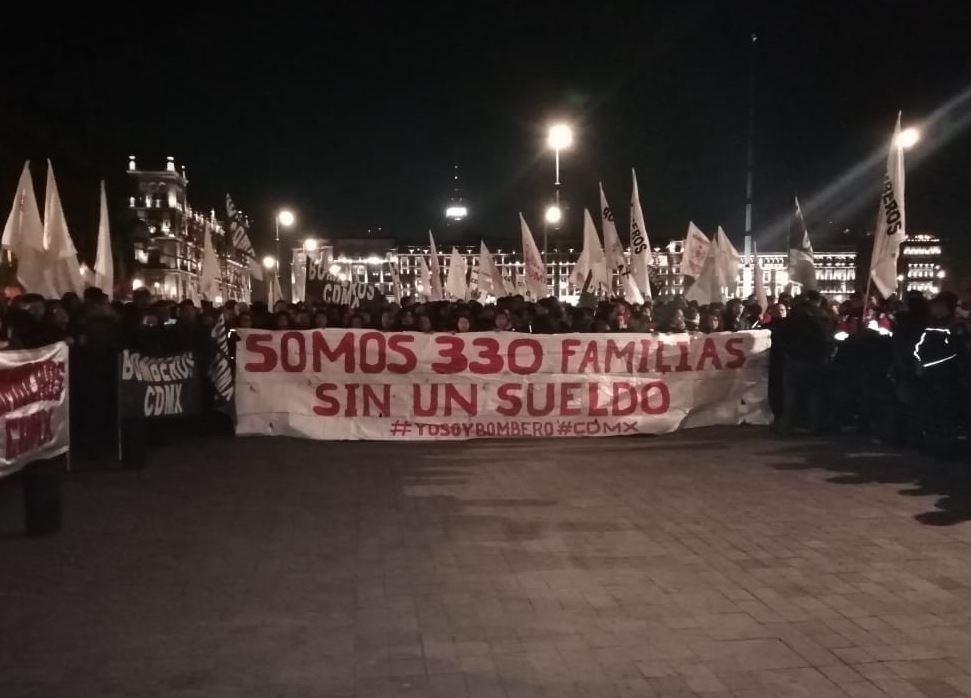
[3,427,971,697]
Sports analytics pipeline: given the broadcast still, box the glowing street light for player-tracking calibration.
[303,238,319,253]
[547,122,573,190]
[445,205,468,221]
[273,208,296,290]
[277,209,296,228]
[262,255,277,270]
[544,123,572,258]
[896,127,920,149]
[547,123,573,152]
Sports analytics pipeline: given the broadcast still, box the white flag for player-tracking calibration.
[684,242,721,305]
[514,266,528,297]
[621,274,645,304]
[427,230,444,301]
[94,180,114,298]
[388,259,403,304]
[680,221,711,278]
[629,168,652,299]
[752,242,768,312]
[268,273,284,306]
[519,213,547,299]
[444,247,468,300]
[478,241,506,297]
[789,197,816,290]
[868,113,906,298]
[2,162,49,295]
[601,183,641,301]
[416,255,432,300]
[477,242,495,296]
[572,209,609,292]
[600,182,625,275]
[199,226,222,300]
[43,161,85,297]
[715,226,741,295]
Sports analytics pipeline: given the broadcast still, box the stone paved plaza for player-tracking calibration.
[3,427,971,697]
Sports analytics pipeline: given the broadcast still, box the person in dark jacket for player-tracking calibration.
[776,294,835,435]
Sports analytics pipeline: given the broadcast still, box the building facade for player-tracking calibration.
[294,237,865,305]
[900,233,945,296]
[288,229,955,305]
[126,156,250,301]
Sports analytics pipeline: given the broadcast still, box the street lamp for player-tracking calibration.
[545,123,572,259]
[275,209,296,259]
[303,238,318,253]
[545,205,562,225]
[277,209,296,228]
[274,209,295,294]
[896,127,920,150]
[547,123,573,158]
[262,255,277,271]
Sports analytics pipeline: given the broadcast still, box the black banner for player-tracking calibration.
[306,259,380,308]
[119,351,202,419]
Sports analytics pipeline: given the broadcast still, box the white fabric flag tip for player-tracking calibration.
[267,273,284,306]
[479,241,506,298]
[628,168,653,299]
[388,259,403,304]
[199,227,222,300]
[868,113,906,298]
[427,230,444,301]
[622,272,645,305]
[477,242,495,296]
[416,255,432,300]
[519,213,547,299]
[680,222,711,278]
[43,161,85,297]
[714,226,741,296]
[684,235,721,305]
[572,209,609,292]
[444,248,468,300]
[2,162,49,295]
[94,180,114,298]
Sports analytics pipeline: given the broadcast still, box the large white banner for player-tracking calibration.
[0,342,70,476]
[236,330,770,440]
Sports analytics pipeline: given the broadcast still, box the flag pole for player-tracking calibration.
[744,33,758,240]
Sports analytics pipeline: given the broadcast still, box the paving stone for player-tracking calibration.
[3,427,971,697]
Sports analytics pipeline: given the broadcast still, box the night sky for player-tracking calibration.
[3,2,970,261]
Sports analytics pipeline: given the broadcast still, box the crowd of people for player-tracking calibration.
[0,284,968,459]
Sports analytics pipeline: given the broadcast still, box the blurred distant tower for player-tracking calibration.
[444,164,468,234]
